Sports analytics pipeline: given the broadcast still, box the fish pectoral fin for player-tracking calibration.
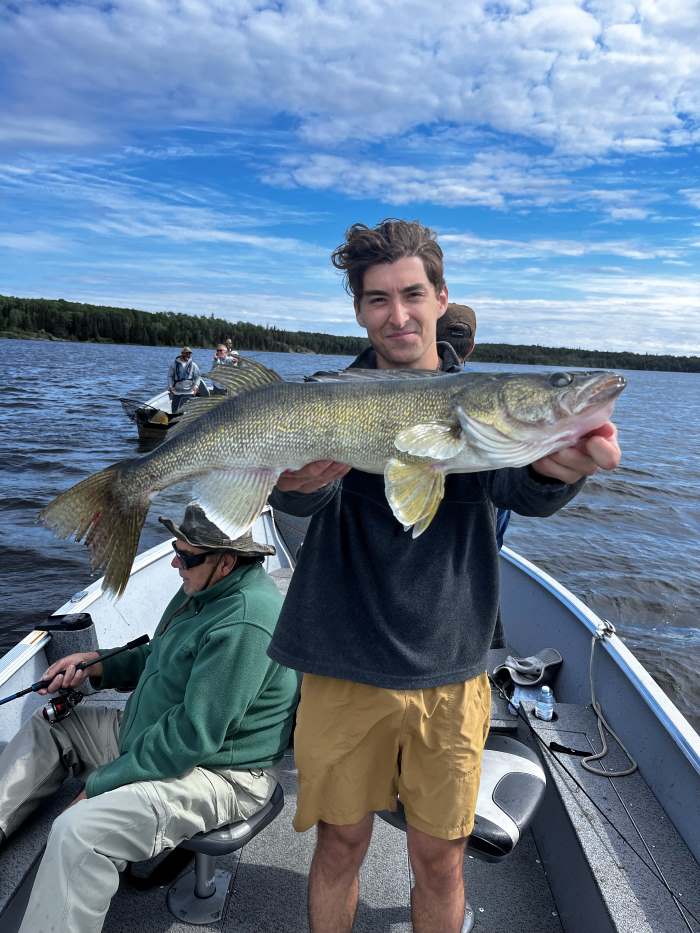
[192,468,280,540]
[394,421,466,460]
[456,406,541,467]
[384,458,445,537]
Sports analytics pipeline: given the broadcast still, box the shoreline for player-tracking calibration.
[3,330,699,374]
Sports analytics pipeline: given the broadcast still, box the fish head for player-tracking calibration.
[451,370,626,445]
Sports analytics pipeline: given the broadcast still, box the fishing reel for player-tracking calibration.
[42,689,85,724]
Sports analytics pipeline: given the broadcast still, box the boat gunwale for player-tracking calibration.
[0,631,51,690]
[501,544,700,774]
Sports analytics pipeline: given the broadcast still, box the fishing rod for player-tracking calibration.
[0,634,150,717]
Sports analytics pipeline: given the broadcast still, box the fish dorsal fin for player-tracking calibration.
[166,397,227,439]
[456,406,542,467]
[394,421,466,460]
[192,467,280,540]
[384,457,445,538]
[305,368,448,383]
[166,360,283,440]
[207,357,283,395]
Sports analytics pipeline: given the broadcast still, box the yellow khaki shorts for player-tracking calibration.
[293,672,491,841]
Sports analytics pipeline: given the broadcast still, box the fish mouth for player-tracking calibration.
[577,372,626,414]
[553,371,626,443]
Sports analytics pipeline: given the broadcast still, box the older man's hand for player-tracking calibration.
[276,460,351,494]
[40,652,103,695]
[532,421,621,485]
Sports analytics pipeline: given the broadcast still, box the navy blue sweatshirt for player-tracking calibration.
[268,348,583,688]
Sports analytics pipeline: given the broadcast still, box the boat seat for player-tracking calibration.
[376,733,546,861]
[166,782,284,925]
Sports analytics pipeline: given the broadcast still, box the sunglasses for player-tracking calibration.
[171,542,217,569]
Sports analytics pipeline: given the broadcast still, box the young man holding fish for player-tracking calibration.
[269,219,622,933]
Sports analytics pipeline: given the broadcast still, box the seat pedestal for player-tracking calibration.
[166,783,284,925]
[167,851,241,924]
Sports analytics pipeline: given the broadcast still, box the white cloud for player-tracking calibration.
[2,0,699,157]
[0,158,327,255]
[680,188,700,210]
[0,232,67,251]
[0,115,101,146]
[262,151,574,209]
[439,231,683,262]
[608,207,650,220]
[458,288,700,356]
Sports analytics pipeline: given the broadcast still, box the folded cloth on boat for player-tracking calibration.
[492,648,562,687]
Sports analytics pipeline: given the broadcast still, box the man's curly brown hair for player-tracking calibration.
[330,219,445,307]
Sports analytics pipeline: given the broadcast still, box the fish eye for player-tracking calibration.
[549,372,574,387]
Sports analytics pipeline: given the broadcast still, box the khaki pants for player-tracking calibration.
[0,705,276,933]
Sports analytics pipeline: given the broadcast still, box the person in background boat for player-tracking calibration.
[225,337,240,364]
[268,218,622,933]
[435,301,476,366]
[168,346,202,413]
[212,343,231,367]
[0,505,298,933]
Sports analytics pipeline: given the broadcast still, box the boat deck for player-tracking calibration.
[3,688,700,932]
[0,688,563,933]
[1,635,698,932]
[99,749,563,933]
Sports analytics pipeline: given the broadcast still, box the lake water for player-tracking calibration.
[2,338,699,729]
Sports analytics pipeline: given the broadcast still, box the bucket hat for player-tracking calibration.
[159,504,275,558]
[436,304,477,360]
[437,303,476,341]
[492,648,562,687]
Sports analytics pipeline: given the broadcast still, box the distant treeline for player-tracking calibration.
[1,294,698,373]
[0,295,368,357]
[469,343,700,372]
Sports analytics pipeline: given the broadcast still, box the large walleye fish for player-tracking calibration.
[41,359,625,596]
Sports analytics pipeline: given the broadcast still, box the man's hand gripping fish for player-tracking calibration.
[40,359,625,597]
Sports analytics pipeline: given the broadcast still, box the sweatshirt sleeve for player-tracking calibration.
[96,642,151,691]
[268,480,340,517]
[481,466,585,517]
[84,622,274,798]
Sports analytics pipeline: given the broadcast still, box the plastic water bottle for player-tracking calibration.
[535,685,555,721]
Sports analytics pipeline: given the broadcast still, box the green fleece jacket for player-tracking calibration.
[85,562,298,799]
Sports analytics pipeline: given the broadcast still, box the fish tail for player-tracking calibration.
[40,460,149,598]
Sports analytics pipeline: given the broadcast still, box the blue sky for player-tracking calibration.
[1,0,699,355]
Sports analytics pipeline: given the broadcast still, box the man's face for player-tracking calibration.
[355,256,448,369]
[171,539,222,595]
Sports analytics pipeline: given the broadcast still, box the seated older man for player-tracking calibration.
[0,504,298,933]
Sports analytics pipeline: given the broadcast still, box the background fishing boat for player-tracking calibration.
[120,378,219,443]
[119,389,174,441]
